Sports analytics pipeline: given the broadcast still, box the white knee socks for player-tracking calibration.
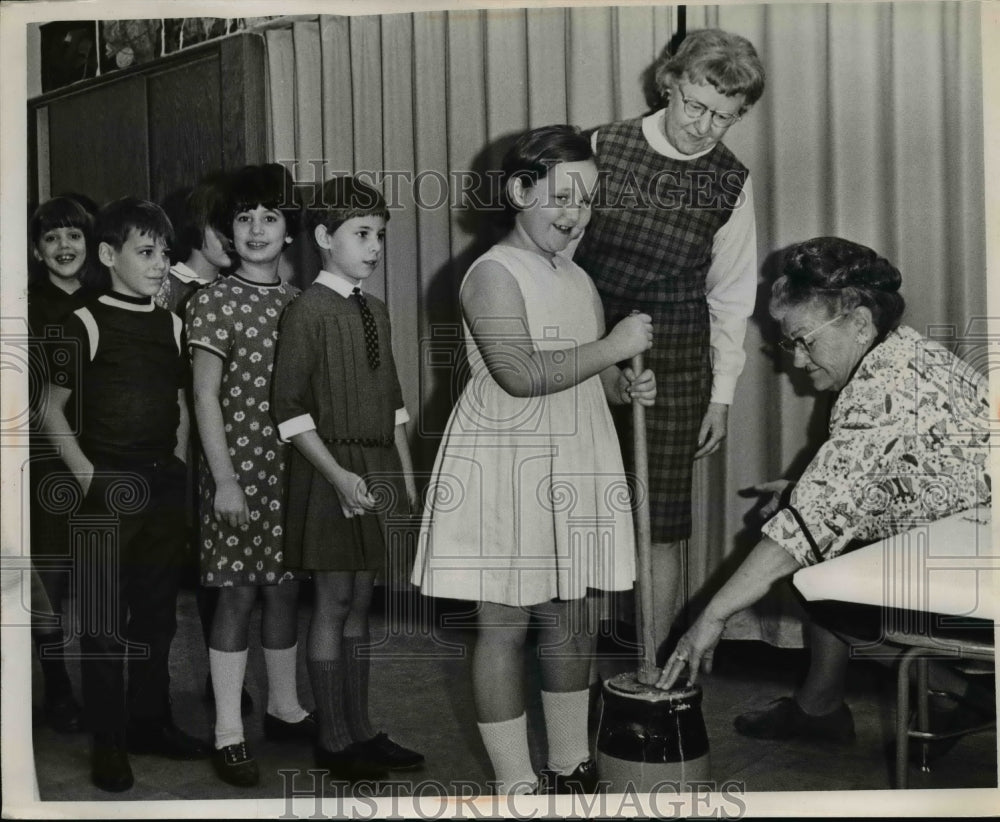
[541,689,590,774]
[210,648,248,749]
[477,713,536,794]
[263,644,308,723]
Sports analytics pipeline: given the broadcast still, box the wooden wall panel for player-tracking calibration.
[47,76,149,204]
[27,108,40,210]
[147,57,223,202]
[30,34,267,209]
[220,34,268,169]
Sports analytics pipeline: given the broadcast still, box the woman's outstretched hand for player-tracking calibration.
[655,612,727,691]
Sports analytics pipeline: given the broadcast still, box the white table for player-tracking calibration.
[793,505,999,621]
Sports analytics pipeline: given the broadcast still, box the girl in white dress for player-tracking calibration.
[412,125,656,794]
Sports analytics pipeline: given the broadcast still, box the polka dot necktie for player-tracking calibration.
[352,287,381,369]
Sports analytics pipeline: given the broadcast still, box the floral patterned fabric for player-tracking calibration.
[762,325,991,567]
[185,274,302,586]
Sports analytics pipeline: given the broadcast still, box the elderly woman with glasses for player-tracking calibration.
[573,29,766,657]
[656,236,991,744]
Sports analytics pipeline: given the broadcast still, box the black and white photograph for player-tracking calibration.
[1,0,997,817]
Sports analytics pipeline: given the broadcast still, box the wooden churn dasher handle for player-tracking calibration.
[629,347,658,686]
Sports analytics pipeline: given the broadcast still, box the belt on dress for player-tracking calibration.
[323,435,394,448]
[86,451,180,472]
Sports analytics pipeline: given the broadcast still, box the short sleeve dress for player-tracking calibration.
[410,244,637,607]
[185,273,302,587]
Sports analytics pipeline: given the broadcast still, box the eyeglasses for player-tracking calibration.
[675,85,743,128]
[778,314,845,355]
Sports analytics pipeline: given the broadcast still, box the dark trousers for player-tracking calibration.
[30,456,78,699]
[76,455,187,735]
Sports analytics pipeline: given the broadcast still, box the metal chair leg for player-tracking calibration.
[896,647,920,789]
[916,657,931,772]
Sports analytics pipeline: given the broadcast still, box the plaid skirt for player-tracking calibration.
[604,295,711,543]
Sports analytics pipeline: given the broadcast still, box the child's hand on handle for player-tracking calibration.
[213,477,250,528]
[331,469,376,518]
[618,367,656,407]
[608,312,653,360]
[654,612,727,691]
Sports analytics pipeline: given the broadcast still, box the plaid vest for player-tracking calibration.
[576,117,749,305]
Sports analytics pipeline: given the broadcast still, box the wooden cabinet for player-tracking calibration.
[28,33,267,209]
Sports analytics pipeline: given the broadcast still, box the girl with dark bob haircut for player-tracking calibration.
[29,195,99,287]
[499,124,594,221]
[224,163,301,240]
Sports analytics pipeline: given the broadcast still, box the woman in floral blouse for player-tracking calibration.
[655,236,991,744]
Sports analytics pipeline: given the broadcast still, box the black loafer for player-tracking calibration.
[126,720,212,760]
[213,741,260,787]
[91,737,134,792]
[348,732,424,770]
[264,711,318,742]
[539,758,599,794]
[315,745,388,781]
[734,697,856,743]
[45,693,83,734]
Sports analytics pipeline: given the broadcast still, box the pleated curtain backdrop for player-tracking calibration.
[261,2,985,646]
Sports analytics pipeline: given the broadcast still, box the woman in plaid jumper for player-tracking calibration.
[574,28,766,659]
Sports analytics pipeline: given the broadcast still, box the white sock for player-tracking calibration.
[477,714,536,794]
[541,689,590,774]
[210,648,247,749]
[263,644,309,723]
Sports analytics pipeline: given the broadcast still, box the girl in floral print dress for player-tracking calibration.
[186,165,313,787]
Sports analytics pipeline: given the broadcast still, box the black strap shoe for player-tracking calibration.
[91,736,134,792]
[264,711,318,742]
[213,741,261,787]
[314,745,388,781]
[539,758,599,794]
[348,732,425,770]
[126,720,212,760]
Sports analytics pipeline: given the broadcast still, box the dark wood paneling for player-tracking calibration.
[220,35,267,168]
[27,108,39,211]
[47,76,149,204]
[147,56,223,202]
[30,33,267,211]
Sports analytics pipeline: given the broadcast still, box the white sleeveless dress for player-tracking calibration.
[411,244,636,606]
